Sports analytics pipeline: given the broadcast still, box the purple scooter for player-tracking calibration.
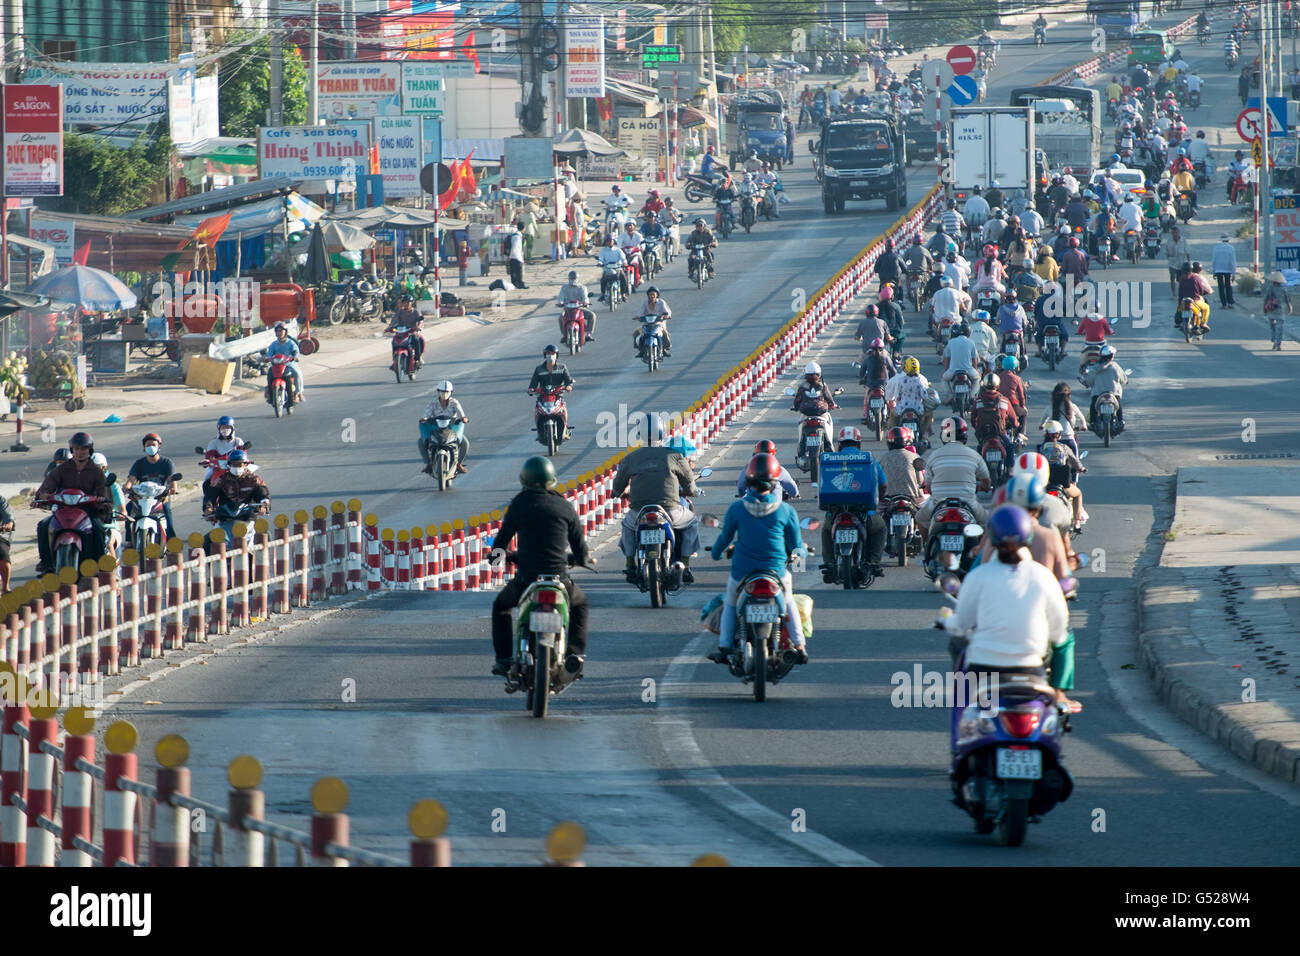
[936,572,1076,846]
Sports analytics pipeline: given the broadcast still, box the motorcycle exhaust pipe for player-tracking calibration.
[781,650,799,667]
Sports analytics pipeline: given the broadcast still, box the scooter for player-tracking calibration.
[206,499,262,546]
[687,243,712,289]
[125,478,179,554]
[862,383,888,440]
[937,573,1076,846]
[785,385,844,484]
[713,551,810,703]
[825,506,877,590]
[420,416,465,491]
[974,289,1001,315]
[390,325,418,383]
[1142,218,1161,259]
[739,192,757,233]
[602,263,627,311]
[949,369,975,417]
[265,354,298,418]
[922,498,984,581]
[636,316,669,373]
[715,198,735,239]
[1039,323,1065,371]
[882,495,922,567]
[601,200,629,243]
[630,472,712,608]
[560,301,586,355]
[35,483,114,572]
[531,385,570,457]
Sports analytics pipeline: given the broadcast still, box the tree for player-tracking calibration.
[42,131,172,216]
[219,32,309,136]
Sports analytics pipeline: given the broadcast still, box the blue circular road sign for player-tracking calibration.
[948,74,978,106]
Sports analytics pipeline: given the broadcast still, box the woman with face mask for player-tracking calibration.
[123,433,179,543]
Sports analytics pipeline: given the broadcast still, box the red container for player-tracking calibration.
[258,283,316,326]
[166,294,225,334]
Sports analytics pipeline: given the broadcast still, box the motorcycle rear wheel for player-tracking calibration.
[328,299,348,326]
[1000,797,1029,846]
[839,554,855,590]
[751,632,767,702]
[396,353,407,384]
[684,182,706,204]
[55,542,80,573]
[546,422,558,458]
[273,386,285,418]
[648,555,665,608]
[809,450,820,485]
[530,645,551,718]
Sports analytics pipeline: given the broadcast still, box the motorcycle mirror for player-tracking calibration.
[105,473,117,486]
[784,387,796,396]
[242,442,252,451]
[1074,551,1090,569]
[1124,368,1133,375]
[964,523,984,538]
[700,514,721,528]
[697,467,713,478]
[194,446,204,454]
[832,387,845,396]
[171,473,183,482]
[799,516,821,531]
[1079,450,1089,460]
[851,361,861,369]
[936,571,962,597]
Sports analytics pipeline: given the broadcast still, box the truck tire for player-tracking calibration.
[823,193,836,215]
[885,191,899,212]
[835,197,846,213]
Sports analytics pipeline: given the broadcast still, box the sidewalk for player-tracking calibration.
[1137,464,1300,786]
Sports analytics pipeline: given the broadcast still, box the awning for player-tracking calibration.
[127,178,305,222]
[4,235,56,278]
[173,193,325,238]
[675,105,717,130]
[20,212,193,274]
[330,205,470,230]
[443,139,504,163]
[176,137,257,165]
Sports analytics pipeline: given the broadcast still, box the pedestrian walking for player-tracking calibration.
[1211,234,1238,308]
[479,223,493,276]
[1266,271,1291,350]
[517,203,538,261]
[506,224,528,289]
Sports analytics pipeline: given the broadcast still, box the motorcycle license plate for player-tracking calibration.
[1099,403,1115,415]
[1046,337,1060,349]
[891,515,910,528]
[986,452,1002,462]
[996,748,1043,780]
[639,529,666,545]
[1004,343,1017,353]
[954,384,969,393]
[870,398,884,409]
[529,612,564,634]
[834,530,858,544]
[940,534,965,551]
[807,435,821,447]
[745,604,780,623]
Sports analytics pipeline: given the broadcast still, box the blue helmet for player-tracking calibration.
[218,415,235,432]
[1000,354,1019,372]
[988,505,1034,547]
[1005,474,1046,510]
[227,449,249,465]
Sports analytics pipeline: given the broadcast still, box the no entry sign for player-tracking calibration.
[947,45,977,76]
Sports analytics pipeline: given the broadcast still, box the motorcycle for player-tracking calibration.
[602,263,627,311]
[1040,323,1064,371]
[974,289,1001,315]
[498,551,596,719]
[327,276,385,325]
[980,436,1010,488]
[1193,161,1209,189]
[864,384,888,441]
[1122,228,1139,265]
[949,369,975,417]
[1228,170,1251,205]
[937,573,1076,846]
[1095,233,1111,269]
[420,415,465,491]
[1087,382,1129,448]
[390,325,418,383]
[1181,306,1208,344]
[899,407,930,454]
[922,498,984,581]
[560,301,587,355]
[1198,26,1211,46]
[636,316,669,373]
[883,495,922,567]
[1226,49,1238,69]
[1142,219,1162,259]
[935,316,956,351]
[35,484,114,572]
[682,171,721,204]
[601,200,630,243]
[905,270,926,312]
[739,192,757,233]
[206,499,261,547]
[531,385,570,457]
[126,477,179,554]
[641,237,663,281]
[265,354,298,418]
[687,243,712,289]
[1034,25,1046,47]
[1175,191,1194,223]
[785,386,844,484]
[715,198,735,239]
[826,506,877,590]
[631,472,712,608]
[1002,330,1025,364]
[1105,97,1117,119]
[1189,88,1201,109]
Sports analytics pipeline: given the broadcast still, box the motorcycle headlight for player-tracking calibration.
[822,166,838,177]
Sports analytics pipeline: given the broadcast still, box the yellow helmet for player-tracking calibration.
[903,356,920,375]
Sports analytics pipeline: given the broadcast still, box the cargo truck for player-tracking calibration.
[725,90,788,169]
[814,112,908,214]
[946,106,1035,207]
[1008,86,1101,181]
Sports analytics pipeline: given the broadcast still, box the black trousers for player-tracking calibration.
[822,512,886,566]
[492,574,588,659]
[1215,273,1235,306]
[507,258,525,288]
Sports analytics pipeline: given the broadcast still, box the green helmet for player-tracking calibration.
[519,455,557,490]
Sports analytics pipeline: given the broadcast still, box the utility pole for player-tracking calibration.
[309,0,320,125]
[344,0,357,61]
[270,0,284,126]
[518,0,545,136]
[1259,0,1273,276]
[706,1,717,151]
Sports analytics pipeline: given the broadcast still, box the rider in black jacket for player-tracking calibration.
[490,456,593,677]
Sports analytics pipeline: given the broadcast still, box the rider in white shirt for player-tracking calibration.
[1185,72,1202,95]
[1116,195,1143,233]
[618,221,646,290]
[941,323,983,402]
[963,189,991,231]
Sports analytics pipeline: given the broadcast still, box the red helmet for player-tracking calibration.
[983,244,997,258]
[753,439,777,456]
[879,284,894,302]
[837,426,862,448]
[648,189,661,199]
[1068,236,1080,248]
[886,427,909,450]
[745,453,781,492]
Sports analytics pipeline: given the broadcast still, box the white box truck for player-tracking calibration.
[948,106,1035,208]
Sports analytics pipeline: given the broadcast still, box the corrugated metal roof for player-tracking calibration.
[443,138,504,162]
[125,178,304,221]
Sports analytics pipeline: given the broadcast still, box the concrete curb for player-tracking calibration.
[1135,554,1300,789]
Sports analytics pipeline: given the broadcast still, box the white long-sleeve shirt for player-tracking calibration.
[947,556,1069,668]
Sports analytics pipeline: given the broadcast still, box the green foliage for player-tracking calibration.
[219,32,309,136]
[712,0,821,60]
[43,132,171,216]
[888,1,999,50]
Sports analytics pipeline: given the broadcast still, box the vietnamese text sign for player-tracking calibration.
[258,125,368,181]
[402,63,445,115]
[318,61,402,120]
[642,45,681,67]
[29,214,77,266]
[374,115,423,197]
[1274,194,1300,271]
[566,16,606,97]
[4,85,64,197]
[23,62,171,128]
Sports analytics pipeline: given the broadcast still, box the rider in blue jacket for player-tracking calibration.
[708,453,808,664]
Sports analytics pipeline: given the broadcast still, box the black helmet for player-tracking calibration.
[645,286,660,296]
[69,432,94,451]
[519,456,557,490]
[543,344,558,356]
[53,448,72,462]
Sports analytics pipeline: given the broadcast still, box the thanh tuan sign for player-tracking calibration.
[4,85,64,197]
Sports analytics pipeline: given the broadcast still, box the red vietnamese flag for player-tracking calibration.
[462,31,481,73]
[72,240,91,266]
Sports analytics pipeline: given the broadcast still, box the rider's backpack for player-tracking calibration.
[971,396,1005,441]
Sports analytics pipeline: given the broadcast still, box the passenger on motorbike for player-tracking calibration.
[1081,345,1128,429]
[819,427,888,582]
[529,345,575,438]
[996,355,1028,442]
[615,412,701,584]
[595,235,629,302]
[996,289,1028,363]
[685,218,718,278]
[123,432,180,543]
[265,322,304,402]
[1042,383,1087,457]
[877,285,906,345]
[881,427,927,506]
[756,163,780,218]
[556,270,597,342]
[856,303,893,349]
[619,221,646,291]
[885,357,933,437]
[1172,166,1197,214]
[980,208,1007,249]
[420,380,470,475]
[712,175,739,231]
[970,244,1006,298]
[1179,295,1211,333]
[91,453,124,559]
[963,186,991,233]
[792,362,841,449]
[1064,194,1090,231]
[859,337,897,406]
[202,416,247,509]
[1059,236,1089,285]
[385,294,426,370]
[707,453,808,665]
[874,237,903,291]
[941,322,982,403]
[944,249,971,292]
[968,310,999,365]
[34,432,109,574]
[979,474,1072,581]
[490,456,592,678]
[640,188,666,218]
[970,373,1020,471]
[915,416,990,540]
[735,440,800,499]
[205,448,270,525]
[923,261,948,302]
[1039,424,1087,531]
[632,286,674,358]
[700,144,724,182]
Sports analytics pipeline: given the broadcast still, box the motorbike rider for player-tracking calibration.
[880,426,927,507]
[819,426,888,584]
[639,211,668,273]
[735,440,800,499]
[420,380,470,475]
[91,452,125,559]
[984,180,1004,212]
[941,321,982,404]
[614,412,702,585]
[1179,294,1211,334]
[595,234,630,302]
[756,162,780,218]
[639,188,666,218]
[700,144,724,182]
[556,269,597,343]
[885,356,934,437]
[605,183,632,225]
[1032,283,1069,355]
[915,416,990,541]
[941,200,966,241]
[997,355,1028,442]
[1089,202,1116,260]
[903,235,935,290]
[926,222,953,259]
[205,448,270,525]
[970,244,1006,298]
[980,473,1072,581]
[1177,260,1213,313]
[712,173,739,232]
[619,220,646,291]
[528,345,575,439]
[685,218,718,279]
[971,372,1020,471]
[995,288,1028,364]
[877,285,907,346]
[963,186,990,237]
[265,321,304,402]
[632,286,673,358]
[1033,12,1047,40]
[931,276,969,336]
[1059,236,1089,286]
[490,456,592,678]
[707,453,809,666]
[874,237,903,291]
[1039,423,1088,532]
[201,415,247,509]
[384,294,426,371]
[792,362,840,453]
[968,309,999,366]
[1172,164,1197,214]
[856,303,893,350]
[657,197,684,254]
[1081,344,1128,430]
[1116,193,1143,238]
[123,433,180,543]
[859,337,896,405]
[34,432,110,574]
[944,248,972,293]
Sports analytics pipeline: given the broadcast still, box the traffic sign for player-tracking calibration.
[642,44,681,67]
[922,96,952,125]
[1252,137,1263,167]
[946,45,977,76]
[655,66,698,95]
[1246,96,1288,137]
[948,75,978,106]
[1237,108,1262,142]
[919,60,955,91]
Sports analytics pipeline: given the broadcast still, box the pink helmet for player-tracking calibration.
[879,285,893,302]
[869,337,885,349]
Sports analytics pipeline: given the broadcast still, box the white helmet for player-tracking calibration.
[91,453,108,469]
[805,362,822,376]
[1013,452,1050,486]
[437,380,453,393]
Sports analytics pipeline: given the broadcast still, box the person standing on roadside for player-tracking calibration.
[506,223,528,289]
[516,203,539,262]
[1211,235,1238,309]
[1266,271,1292,350]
